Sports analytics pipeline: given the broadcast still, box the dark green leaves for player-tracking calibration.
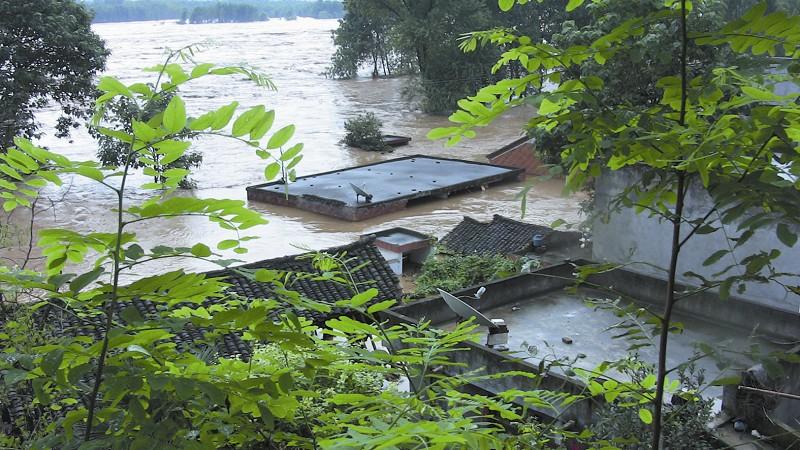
[703,250,729,267]
[776,223,797,247]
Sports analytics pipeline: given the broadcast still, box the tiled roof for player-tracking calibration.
[39,237,400,358]
[439,214,579,256]
[4,239,400,431]
[206,236,402,324]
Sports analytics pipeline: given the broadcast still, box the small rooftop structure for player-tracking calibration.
[439,214,582,259]
[486,135,545,175]
[363,227,435,275]
[246,155,524,221]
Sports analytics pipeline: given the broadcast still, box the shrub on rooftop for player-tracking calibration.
[343,112,389,152]
[413,250,520,297]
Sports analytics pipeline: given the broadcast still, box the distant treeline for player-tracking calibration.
[85,0,343,23]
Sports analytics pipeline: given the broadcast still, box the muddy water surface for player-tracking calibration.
[4,19,582,279]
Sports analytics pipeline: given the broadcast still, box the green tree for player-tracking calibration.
[328,0,403,79]
[331,0,574,113]
[343,112,387,151]
[90,92,203,188]
[0,0,108,150]
[433,0,800,448]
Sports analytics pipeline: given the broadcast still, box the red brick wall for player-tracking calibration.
[487,141,546,176]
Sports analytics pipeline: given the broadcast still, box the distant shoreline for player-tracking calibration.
[92,15,343,24]
[90,16,339,26]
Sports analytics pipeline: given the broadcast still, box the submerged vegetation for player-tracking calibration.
[342,112,388,152]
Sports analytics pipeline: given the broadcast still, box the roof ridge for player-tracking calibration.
[208,236,379,275]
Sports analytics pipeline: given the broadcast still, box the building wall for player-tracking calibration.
[486,140,547,175]
[592,168,800,312]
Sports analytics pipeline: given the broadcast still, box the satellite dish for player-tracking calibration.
[438,289,496,328]
[349,183,373,203]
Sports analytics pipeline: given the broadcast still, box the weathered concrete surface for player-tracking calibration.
[452,288,776,399]
[247,155,523,221]
[388,262,797,427]
[592,167,800,312]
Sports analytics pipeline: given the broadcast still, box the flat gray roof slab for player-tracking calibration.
[246,155,523,221]
[443,287,776,399]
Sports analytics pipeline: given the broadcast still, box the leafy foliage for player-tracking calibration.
[91,92,204,189]
[432,0,800,447]
[342,112,388,152]
[413,251,519,297]
[591,362,715,450]
[330,0,573,113]
[327,0,413,79]
[0,0,108,150]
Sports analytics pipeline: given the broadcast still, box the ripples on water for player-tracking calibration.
[9,18,581,279]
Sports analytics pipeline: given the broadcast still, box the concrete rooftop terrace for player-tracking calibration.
[246,155,524,221]
[387,261,800,426]
[447,287,774,399]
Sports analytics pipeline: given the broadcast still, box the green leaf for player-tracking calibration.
[211,102,239,130]
[264,162,281,181]
[163,96,187,133]
[351,288,378,307]
[280,143,303,161]
[638,408,653,424]
[232,105,265,137]
[69,267,105,293]
[3,369,28,385]
[250,110,276,140]
[189,111,216,131]
[97,76,133,98]
[498,0,514,12]
[702,249,728,266]
[191,243,212,257]
[566,0,584,12]
[267,125,295,149]
[538,98,561,115]
[42,349,65,376]
[367,299,396,314]
[777,223,797,247]
[127,345,151,357]
[218,239,238,250]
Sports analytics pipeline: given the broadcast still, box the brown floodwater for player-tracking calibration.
[2,18,582,280]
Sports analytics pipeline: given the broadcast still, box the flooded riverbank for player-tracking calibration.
[2,18,582,279]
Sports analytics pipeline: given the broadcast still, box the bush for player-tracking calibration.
[591,362,716,450]
[413,252,519,297]
[343,112,388,152]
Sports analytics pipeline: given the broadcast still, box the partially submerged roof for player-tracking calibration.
[207,236,402,323]
[246,155,524,221]
[8,239,400,432]
[439,214,579,256]
[39,238,400,359]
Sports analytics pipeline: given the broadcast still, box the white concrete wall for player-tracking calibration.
[592,168,800,313]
